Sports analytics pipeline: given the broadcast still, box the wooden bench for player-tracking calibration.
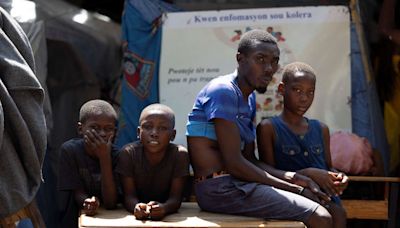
[79,202,305,228]
[341,176,400,228]
[79,174,400,227]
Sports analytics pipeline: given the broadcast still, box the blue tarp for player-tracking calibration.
[350,24,389,174]
[115,0,179,148]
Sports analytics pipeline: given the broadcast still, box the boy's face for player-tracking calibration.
[237,41,280,94]
[280,72,316,116]
[78,113,116,142]
[137,110,176,154]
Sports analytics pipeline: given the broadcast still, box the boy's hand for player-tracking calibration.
[147,201,166,220]
[84,129,112,160]
[333,172,349,194]
[308,169,347,197]
[134,203,150,220]
[83,196,100,216]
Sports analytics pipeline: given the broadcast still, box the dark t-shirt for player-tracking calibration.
[57,138,119,228]
[58,138,119,197]
[115,141,189,203]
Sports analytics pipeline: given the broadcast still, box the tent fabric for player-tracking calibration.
[11,0,123,154]
[34,1,121,226]
[2,0,122,226]
[350,23,390,174]
[114,0,179,148]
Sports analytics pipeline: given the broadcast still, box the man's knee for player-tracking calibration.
[333,204,347,219]
[329,203,347,228]
[306,205,333,228]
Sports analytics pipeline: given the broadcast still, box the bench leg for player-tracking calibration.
[388,182,399,228]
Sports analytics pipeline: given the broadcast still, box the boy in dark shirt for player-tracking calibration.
[257,62,348,228]
[116,103,189,220]
[58,99,119,227]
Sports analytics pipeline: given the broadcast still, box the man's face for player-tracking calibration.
[238,41,280,94]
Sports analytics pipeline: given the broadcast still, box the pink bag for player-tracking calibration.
[330,131,374,175]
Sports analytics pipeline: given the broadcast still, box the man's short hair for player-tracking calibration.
[238,29,277,55]
[282,62,316,83]
[79,99,117,123]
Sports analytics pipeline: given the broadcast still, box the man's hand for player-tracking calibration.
[300,188,321,204]
[134,203,150,220]
[292,172,331,203]
[83,196,100,216]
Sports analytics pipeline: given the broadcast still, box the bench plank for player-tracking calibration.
[79,202,305,228]
[342,175,400,228]
[348,176,400,182]
[342,200,388,219]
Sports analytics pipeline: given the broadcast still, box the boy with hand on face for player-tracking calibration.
[58,99,119,227]
[116,103,189,221]
[257,62,348,228]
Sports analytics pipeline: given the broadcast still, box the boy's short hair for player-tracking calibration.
[238,29,277,55]
[282,62,316,83]
[79,99,117,123]
[139,103,175,128]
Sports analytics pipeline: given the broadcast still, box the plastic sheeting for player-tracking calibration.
[2,0,122,155]
[32,0,122,150]
[0,0,122,227]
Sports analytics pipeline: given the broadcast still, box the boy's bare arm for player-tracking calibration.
[74,189,100,216]
[149,175,187,220]
[256,119,276,166]
[99,150,118,209]
[150,148,189,220]
[120,175,140,213]
[74,188,90,208]
[321,122,333,168]
[85,130,118,209]
[166,176,187,213]
[255,120,292,180]
[321,122,348,193]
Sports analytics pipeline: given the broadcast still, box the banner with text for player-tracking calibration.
[160,6,351,146]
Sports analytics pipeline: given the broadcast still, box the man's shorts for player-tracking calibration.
[195,175,319,222]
